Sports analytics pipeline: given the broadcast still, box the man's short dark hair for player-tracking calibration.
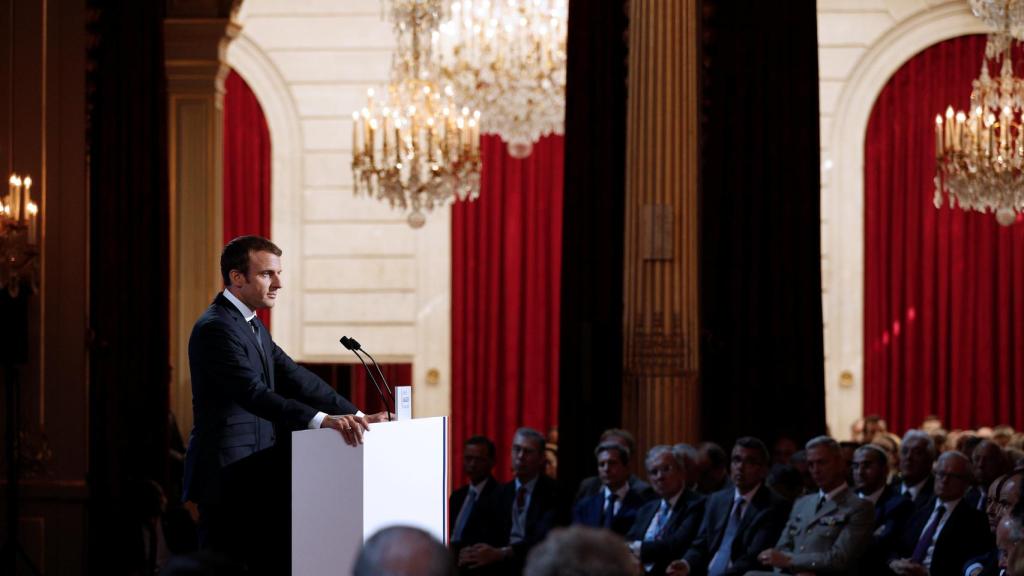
[700,442,728,470]
[734,436,770,465]
[353,525,454,576]
[599,428,637,455]
[515,427,546,452]
[465,435,496,460]
[220,235,282,285]
[595,441,630,466]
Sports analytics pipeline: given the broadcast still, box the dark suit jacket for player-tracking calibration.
[626,489,707,575]
[681,483,790,576]
[899,475,936,514]
[183,293,357,506]
[572,482,654,536]
[493,475,558,572]
[862,484,915,574]
[450,475,501,550]
[894,496,995,576]
[576,474,655,503]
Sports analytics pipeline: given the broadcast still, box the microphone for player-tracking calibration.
[340,336,396,408]
[339,336,392,421]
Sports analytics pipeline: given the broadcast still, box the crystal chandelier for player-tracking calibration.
[0,174,40,296]
[351,0,482,229]
[434,0,568,159]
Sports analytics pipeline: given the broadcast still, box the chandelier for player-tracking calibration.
[351,0,482,229]
[434,0,568,159]
[0,174,39,296]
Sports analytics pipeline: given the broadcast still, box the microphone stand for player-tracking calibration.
[340,337,392,421]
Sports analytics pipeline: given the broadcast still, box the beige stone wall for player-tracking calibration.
[229,0,451,417]
[817,0,983,438]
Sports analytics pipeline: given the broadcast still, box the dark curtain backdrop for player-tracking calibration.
[350,363,412,414]
[865,34,1024,432]
[699,0,826,447]
[451,134,564,484]
[557,0,628,509]
[223,69,272,328]
[87,0,169,571]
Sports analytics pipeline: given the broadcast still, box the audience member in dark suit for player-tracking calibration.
[898,430,937,514]
[966,471,1024,576]
[183,236,389,573]
[626,445,707,574]
[451,435,501,557]
[889,451,994,576]
[854,443,913,574]
[967,441,1011,511]
[696,442,733,495]
[572,441,653,536]
[459,428,558,575]
[575,428,655,503]
[748,436,874,575]
[666,436,790,576]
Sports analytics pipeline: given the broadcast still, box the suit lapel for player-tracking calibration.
[217,295,273,387]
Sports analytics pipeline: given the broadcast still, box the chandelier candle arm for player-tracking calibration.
[0,172,40,295]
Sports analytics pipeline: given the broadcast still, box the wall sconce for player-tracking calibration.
[0,173,40,297]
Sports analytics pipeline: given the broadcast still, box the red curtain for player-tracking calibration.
[223,69,273,327]
[451,135,564,482]
[864,35,1024,433]
[350,364,413,414]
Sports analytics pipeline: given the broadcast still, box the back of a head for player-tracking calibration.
[353,526,453,576]
[524,526,636,576]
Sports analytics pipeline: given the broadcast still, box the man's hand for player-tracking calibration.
[321,413,370,446]
[757,548,792,568]
[458,544,506,568]
[365,411,394,423]
[665,559,690,575]
[889,558,928,576]
[183,500,200,524]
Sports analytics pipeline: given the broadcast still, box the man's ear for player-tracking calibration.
[229,269,245,286]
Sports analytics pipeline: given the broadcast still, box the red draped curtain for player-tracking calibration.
[223,69,273,328]
[350,364,413,414]
[451,135,564,482]
[864,35,1024,433]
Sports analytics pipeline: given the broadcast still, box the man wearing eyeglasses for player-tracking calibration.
[889,451,994,576]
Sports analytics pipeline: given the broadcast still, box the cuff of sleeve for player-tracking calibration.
[964,563,983,576]
[630,541,641,557]
[356,410,365,418]
[309,411,327,429]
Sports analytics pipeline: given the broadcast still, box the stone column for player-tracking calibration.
[622,0,701,457]
[165,1,239,436]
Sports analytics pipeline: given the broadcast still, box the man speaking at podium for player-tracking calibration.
[182,236,389,573]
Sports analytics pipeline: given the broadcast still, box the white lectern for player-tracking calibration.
[291,416,449,574]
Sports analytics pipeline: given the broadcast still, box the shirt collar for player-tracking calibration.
[661,488,684,510]
[515,475,540,494]
[734,483,761,505]
[470,477,490,494]
[604,482,631,501]
[859,486,886,504]
[223,288,256,322]
[819,483,848,502]
[903,477,928,499]
[936,497,962,515]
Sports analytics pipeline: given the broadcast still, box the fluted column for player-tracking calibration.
[165,2,239,436]
[622,0,700,457]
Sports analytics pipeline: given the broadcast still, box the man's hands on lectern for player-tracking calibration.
[321,414,370,446]
[365,411,394,423]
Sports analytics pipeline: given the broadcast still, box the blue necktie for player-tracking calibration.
[602,493,618,528]
[911,504,947,564]
[452,488,477,542]
[708,497,744,576]
[655,500,671,538]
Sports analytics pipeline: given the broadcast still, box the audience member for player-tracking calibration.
[626,445,707,574]
[765,464,804,502]
[450,436,500,555]
[771,435,798,467]
[995,515,1024,576]
[969,440,1011,511]
[575,429,653,503]
[922,415,944,434]
[545,428,559,480]
[851,418,865,443]
[353,526,454,576]
[666,436,789,576]
[523,526,638,576]
[696,442,732,495]
[674,444,701,489]
[458,428,557,574]
[572,441,653,535]
[863,414,887,444]
[899,430,938,513]
[1009,449,1024,469]
[889,451,994,576]
[839,440,860,486]
[961,434,986,458]
[747,436,873,575]
[853,444,913,574]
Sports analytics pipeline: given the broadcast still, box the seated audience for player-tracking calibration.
[863,414,888,444]
[626,445,707,574]
[573,441,653,536]
[765,464,804,503]
[450,436,500,554]
[747,436,873,575]
[353,526,454,576]
[993,426,1015,449]
[458,428,557,575]
[889,451,994,576]
[969,440,1010,511]
[771,435,798,467]
[696,442,732,495]
[523,526,638,576]
[853,444,913,573]
[899,430,938,513]
[874,432,902,481]
[576,429,654,503]
[666,436,789,576]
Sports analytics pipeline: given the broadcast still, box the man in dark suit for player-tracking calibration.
[573,441,654,536]
[450,435,500,555]
[966,440,1010,511]
[183,236,389,571]
[898,430,937,514]
[889,451,994,576]
[575,428,655,503]
[666,436,789,576]
[853,443,913,574]
[626,445,707,574]
[458,427,557,574]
